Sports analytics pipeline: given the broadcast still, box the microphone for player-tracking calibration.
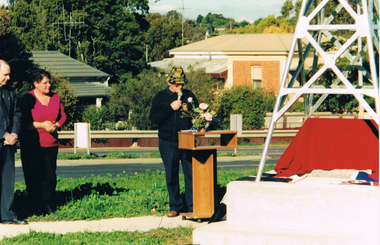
[177,91,182,101]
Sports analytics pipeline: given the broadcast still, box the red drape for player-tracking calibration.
[275,118,379,180]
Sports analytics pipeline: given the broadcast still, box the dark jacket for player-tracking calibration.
[150,87,198,142]
[0,86,21,150]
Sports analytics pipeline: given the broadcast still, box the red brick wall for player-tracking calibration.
[233,60,281,93]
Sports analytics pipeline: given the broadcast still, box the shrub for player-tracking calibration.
[82,105,114,130]
[217,86,267,129]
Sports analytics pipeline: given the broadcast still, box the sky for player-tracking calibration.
[0,0,285,24]
[148,0,286,23]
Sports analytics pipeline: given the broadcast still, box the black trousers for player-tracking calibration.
[21,145,58,208]
[0,145,16,221]
[159,138,193,213]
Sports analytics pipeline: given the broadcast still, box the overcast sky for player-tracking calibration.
[0,0,285,24]
[148,0,285,23]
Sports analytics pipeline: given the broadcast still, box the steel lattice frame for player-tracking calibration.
[256,0,379,181]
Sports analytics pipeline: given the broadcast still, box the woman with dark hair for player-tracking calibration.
[20,69,66,215]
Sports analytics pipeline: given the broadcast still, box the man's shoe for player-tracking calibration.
[2,219,28,225]
[167,211,178,217]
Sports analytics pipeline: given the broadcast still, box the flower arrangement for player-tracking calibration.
[181,97,216,131]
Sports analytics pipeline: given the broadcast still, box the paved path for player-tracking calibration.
[0,216,207,240]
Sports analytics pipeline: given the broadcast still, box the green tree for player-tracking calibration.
[196,14,203,24]
[217,86,267,130]
[238,20,250,28]
[237,15,295,34]
[8,0,150,81]
[0,8,37,94]
[183,65,220,108]
[145,13,182,62]
[82,105,114,130]
[107,69,167,130]
[50,73,79,130]
[167,10,182,22]
[189,25,207,42]
[281,0,294,20]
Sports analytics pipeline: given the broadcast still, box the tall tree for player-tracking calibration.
[196,14,203,24]
[8,0,150,81]
[0,8,37,94]
[145,13,182,62]
[281,0,294,20]
[107,69,167,130]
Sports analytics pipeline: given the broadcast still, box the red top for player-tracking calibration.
[29,90,67,147]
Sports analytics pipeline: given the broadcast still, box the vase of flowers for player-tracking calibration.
[181,97,216,132]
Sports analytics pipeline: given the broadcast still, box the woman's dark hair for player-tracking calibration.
[31,69,51,83]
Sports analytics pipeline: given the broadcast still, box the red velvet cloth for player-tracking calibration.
[275,118,379,180]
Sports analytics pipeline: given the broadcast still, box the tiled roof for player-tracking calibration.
[170,34,297,54]
[70,82,111,97]
[31,51,111,78]
[149,58,227,75]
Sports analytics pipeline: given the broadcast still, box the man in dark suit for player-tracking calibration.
[0,59,27,225]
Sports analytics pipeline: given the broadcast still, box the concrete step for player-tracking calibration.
[193,177,379,244]
[193,222,377,245]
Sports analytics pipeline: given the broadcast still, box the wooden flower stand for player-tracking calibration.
[178,131,237,221]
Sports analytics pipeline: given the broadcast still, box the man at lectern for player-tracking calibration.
[149,66,198,217]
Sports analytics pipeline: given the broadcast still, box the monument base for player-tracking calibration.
[193,176,379,245]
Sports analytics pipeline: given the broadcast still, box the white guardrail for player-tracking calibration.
[58,129,299,140]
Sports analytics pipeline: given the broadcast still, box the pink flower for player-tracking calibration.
[187,97,193,102]
[199,103,209,110]
[204,113,213,121]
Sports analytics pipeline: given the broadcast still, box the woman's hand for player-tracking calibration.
[43,121,57,133]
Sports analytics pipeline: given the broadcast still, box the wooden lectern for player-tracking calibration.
[178,130,237,220]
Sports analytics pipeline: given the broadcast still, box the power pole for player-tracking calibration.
[177,0,188,46]
[181,0,184,46]
[54,6,84,57]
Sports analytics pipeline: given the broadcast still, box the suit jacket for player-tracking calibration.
[0,86,21,150]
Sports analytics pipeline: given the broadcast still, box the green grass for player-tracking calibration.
[12,166,275,222]
[2,166,274,244]
[8,147,277,244]
[0,227,194,244]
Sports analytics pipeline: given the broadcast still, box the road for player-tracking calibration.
[15,146,286,182]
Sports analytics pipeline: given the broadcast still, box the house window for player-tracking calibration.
[251,66,262,89]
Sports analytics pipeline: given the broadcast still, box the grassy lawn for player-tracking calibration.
[1,166,275,244]
[2,227,194,244]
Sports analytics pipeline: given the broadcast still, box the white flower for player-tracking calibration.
[187,97,193,102]
[204,113,213,121]
[199,103,209,110]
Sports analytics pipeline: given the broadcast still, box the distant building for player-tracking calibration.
[31,51,111,106]
[149,34,316,94]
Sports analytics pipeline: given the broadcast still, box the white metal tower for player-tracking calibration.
[256,0,379,181]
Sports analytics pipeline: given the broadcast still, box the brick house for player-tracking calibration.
[150,34,314,94]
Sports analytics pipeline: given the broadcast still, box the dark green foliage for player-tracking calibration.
[8,0,150,81]
[196,14,203,24]
[202,12,236,29]
[50,73,80,130]
[217,86,268,130]
[183,66,221,107]
[82,105,115,130]
[308,55,376,113]
[0,9,37,94]
[145,13,182,62]
[107,69,167,130]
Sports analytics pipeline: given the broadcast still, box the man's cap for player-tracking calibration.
[166,66,187,84]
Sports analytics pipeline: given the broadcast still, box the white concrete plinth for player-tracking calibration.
[193,177,379,245]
